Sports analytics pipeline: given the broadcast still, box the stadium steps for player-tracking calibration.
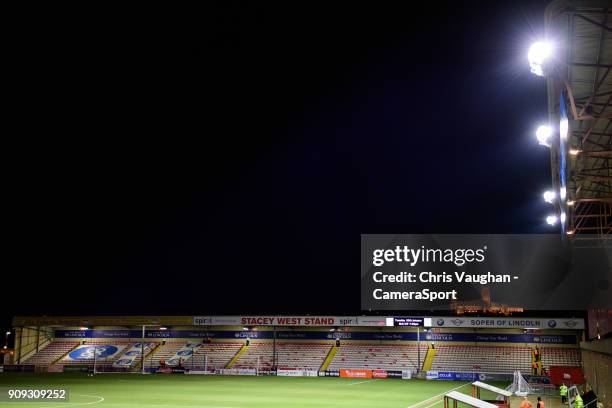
[225,344,248,369]
[422,347,436,372]
[129,342,161,372]
[52,343,82,364]
[320,345,338,371]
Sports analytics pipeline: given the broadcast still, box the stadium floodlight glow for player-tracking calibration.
[536,125,553,147]
[528,41,553,76]
[560,212,566,224]
[560,118,568,140]
[567,200,575,206]
[567,230,574,235]
[560,186,567,201]
[569,148,581,155]
[5,332,10,335]
[546,215,558,225]
[543,190,556,203]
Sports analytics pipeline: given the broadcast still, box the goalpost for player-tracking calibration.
[506,371,534,397]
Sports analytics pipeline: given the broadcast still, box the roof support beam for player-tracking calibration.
[574,13,612,33]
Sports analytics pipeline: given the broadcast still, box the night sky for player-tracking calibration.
[4,0,555,334]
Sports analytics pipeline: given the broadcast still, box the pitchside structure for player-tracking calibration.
[4,315,586,382]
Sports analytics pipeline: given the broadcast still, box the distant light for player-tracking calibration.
[546,215,558,225]
[79,327,88,331]
[566,230,574,235]
[329,328,335,332]
[567,200,575,206]
[2,346,6,350]
[528,42,553,76]
[560,212,566,224]
[543,190,556,204]
[159,327,167,331]
[560,187,567,200]
[5,332,10,335]
[560,118,568,140]
[569,149,581,155]
[536,125,553,147]
[242,327,249,331]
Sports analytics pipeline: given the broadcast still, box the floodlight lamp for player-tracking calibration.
[536,125,553,146]
[569,149,581,155]
[560,187,567,200]
[528,42,553,76]
[546,215,558,225]
[543,190,556,203]
[5,332,10,335]
[567,200,575,206]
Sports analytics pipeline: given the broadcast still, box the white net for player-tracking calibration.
[506,371,534,396]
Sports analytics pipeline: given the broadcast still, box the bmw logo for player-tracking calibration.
[548,320,557,328]
[437,319,445,326]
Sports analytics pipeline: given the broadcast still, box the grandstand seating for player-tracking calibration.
[233,343,331,371]
[22,341,79,366]
[60,340,134,368]
[431,345,532,373]
[145,341,186,368]
[541,347,581,368]
[18,339,584,375]
[327,344,427,372]
[189,342,243,369]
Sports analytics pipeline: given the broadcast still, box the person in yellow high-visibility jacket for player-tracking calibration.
[573,393,583,408]
[560,384,568,404]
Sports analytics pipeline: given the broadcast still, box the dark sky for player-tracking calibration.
[4,0,555,333]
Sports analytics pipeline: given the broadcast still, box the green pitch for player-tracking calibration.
[0,373,495,408]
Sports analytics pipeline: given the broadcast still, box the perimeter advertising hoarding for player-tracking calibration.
[192,316,389,327]
[424,317,584,330]
[54,330,578,344]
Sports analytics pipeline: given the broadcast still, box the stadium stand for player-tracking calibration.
[61,340,134,368]
[17,339,584,375]
[22,341,79,366]
[540,347,581,368]
[327,344,427,372]
[430,345,532,373]
[232,343,331,371]
[145,341,186,368]
[190,342,243,369]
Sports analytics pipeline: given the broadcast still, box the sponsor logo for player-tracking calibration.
[339,369,372,379]
[372,370,388,379]
[68,345,119,360]
[548,320,557,328]
[451,319,463,326]
[564,320,577,328]
[436,319,445,326]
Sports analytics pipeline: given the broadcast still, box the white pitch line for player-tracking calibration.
[406,382,471,408]
[347,379,377,385]
[40,394,105,408]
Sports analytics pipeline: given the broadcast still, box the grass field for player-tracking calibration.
[0,373,494,408]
